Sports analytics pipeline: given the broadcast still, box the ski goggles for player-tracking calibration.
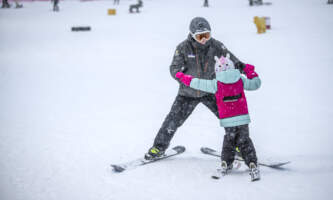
[192,31,211,41]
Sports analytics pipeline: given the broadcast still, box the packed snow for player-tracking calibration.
[1,0,333,200]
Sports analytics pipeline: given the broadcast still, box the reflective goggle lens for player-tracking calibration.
[195,32,211,41]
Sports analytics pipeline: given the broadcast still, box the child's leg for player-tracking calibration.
[235,124,258,167]
[221,126,237,166]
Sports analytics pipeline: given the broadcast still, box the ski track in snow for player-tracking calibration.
[1,0,333,200]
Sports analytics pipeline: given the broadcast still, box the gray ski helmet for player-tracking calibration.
[189,17,211,34]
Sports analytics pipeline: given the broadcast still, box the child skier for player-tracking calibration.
[175,55,261,181]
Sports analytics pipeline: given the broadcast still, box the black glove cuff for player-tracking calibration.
[235,62,245,73]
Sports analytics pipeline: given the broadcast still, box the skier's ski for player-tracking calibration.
[111,145,185,173]
[201,147,290,168]
[211,168,225,179]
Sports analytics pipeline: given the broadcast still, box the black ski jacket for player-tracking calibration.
[170,34,242,98]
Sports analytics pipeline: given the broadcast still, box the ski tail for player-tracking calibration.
[201,146,291,169]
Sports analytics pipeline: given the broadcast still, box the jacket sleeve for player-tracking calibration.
[170,45,186,81]
[189,78,218,94]
[241,76,261,91]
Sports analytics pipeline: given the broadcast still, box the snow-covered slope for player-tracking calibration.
[1,0,333,200]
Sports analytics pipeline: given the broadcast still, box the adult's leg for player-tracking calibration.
[153,95,200,150]
[235,124,258,166]
[201,94,219,119]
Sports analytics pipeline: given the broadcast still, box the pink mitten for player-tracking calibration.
[175,72,193,86]
[243,64,258,79]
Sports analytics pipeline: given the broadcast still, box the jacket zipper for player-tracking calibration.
[204,61,209,72]
[195,48,200,97]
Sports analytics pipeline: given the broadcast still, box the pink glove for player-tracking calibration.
[175,72,193,86]
[243,64,258,79]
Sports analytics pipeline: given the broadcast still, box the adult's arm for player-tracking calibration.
[170,45,186,81]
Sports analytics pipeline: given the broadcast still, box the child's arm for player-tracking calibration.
[241,64,261,90]
[190,78,218,94]
[175,72,217,94]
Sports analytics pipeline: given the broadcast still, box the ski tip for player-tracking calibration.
[111,165,125,173]
[269,161,291,168]
[172,145,186,153]
[200,147,216,154]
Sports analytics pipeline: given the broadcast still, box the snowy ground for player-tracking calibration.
[1,0,333,200]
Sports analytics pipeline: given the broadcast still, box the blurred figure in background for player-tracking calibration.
[53,0,59,12]
[14,0,23,8]
[203,0,209,7]
[129,0,143,13]
[114,0,120,5]
[1,0,10,8]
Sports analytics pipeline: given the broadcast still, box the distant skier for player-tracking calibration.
[328,0,333,4]
[175,55,261,181]
[14,0,23,8]
[144,17,251,162]
[203,0,209,7]
[52,0,59,12]
[114,0,120,5]
[249,0,263,6]
[1,0,10,8]
[129,0,143,13]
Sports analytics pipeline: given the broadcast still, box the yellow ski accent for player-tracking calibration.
[150,147,160,154]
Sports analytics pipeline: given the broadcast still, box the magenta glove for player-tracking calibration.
[243,64,258,79]
[175,72,193,86]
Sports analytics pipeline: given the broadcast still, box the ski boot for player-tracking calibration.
[249,162,260,181]
[221,161,233,176]
[211,161,233,179]
[144,146,165,160]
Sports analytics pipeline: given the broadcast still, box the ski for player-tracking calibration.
[211,168,225,179]
[111,145,185,173]
[201,147,290,169]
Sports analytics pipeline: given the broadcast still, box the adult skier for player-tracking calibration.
[144,17,250,160]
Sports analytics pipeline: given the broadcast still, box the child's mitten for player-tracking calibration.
[175,72,193,86]
[243,64,258,79]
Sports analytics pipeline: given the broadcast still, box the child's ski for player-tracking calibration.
[111,145,185,173]
[201,147,290,168]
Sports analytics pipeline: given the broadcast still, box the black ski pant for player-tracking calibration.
[221,124,257,167]
[153,94,219,151]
